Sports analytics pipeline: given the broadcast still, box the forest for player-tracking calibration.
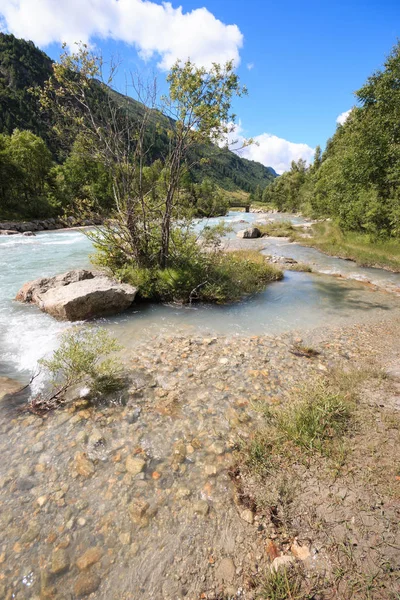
[0,33,276,220]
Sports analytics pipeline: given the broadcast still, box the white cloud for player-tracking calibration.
[336,109,351,126]
[246,62,254,70]
[0,0,243,69]
[221,123,315,174]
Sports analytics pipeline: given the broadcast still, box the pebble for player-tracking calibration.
[73,573,101,597]
[51,548,70,575]
[125,456,146,476]
[215,557,236,585]
[129,499,149,523]
[119,532,131,545]
[291,540,311,560]
[76,547,103,570]
[31,441,44,453]
[205,465,217,476]
[240,509,255,525]
[74,452,95,477]
[176,487,191,499]
[193,500,209,516]
[270,555,296,572]
[209,442,225,455]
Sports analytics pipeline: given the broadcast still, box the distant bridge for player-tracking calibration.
[229,200,250,213]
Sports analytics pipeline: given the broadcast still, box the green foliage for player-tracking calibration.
[0,33,53,140]
[302,221,400,271]
[51,134,114,215]
[40,327,123,394]
[265,41,400,238]
[0,33,276,221]
[0,129,55,219]
[118,243,282,304]
[182,177,229,217]
[263,159,309,212]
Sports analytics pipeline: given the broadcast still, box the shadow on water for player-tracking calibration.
[304,276,392,312]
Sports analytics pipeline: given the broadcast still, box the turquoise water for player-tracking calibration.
[1,213,399,388]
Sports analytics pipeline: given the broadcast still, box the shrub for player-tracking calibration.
[118,249,283,304]
[40,327,123,395]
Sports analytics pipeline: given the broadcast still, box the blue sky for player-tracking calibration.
[1,0,399,172]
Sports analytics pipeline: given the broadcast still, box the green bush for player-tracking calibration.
[40,327,123,395]
[118,248,283,304]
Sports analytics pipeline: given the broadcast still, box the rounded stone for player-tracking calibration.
[73,573,101,597]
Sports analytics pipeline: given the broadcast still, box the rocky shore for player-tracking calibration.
[0,216,102,235]
[0,316,399,599]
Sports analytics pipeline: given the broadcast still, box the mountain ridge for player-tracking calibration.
[0,33,277,194]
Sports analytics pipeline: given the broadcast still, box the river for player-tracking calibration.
[1,211,400,389]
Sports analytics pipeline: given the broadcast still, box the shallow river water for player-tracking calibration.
[1,211,400,387]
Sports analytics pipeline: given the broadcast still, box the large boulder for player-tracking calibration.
[16,269,96,303]
[236,227,262,239]
[16,269,137,321]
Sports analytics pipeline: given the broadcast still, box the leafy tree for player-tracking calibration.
[40,46,247,268]
[0,129,54,218]
[0,34,277,219]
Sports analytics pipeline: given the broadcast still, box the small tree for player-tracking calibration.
[39,46,247,270]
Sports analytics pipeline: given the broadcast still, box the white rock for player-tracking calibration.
[240,509,255,524]
[270,555,296,572]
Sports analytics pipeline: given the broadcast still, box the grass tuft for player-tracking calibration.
[245,377,355,476]
[119,249,283,304]
[286,262,312,272]
[259,221,296,238]
[258,567,303,600]
[276,381,353,454]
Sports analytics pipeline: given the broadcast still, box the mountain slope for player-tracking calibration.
[0,33,276,193]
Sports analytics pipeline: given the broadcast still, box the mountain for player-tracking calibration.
[0,33,52,137]
[0,33,276,195]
